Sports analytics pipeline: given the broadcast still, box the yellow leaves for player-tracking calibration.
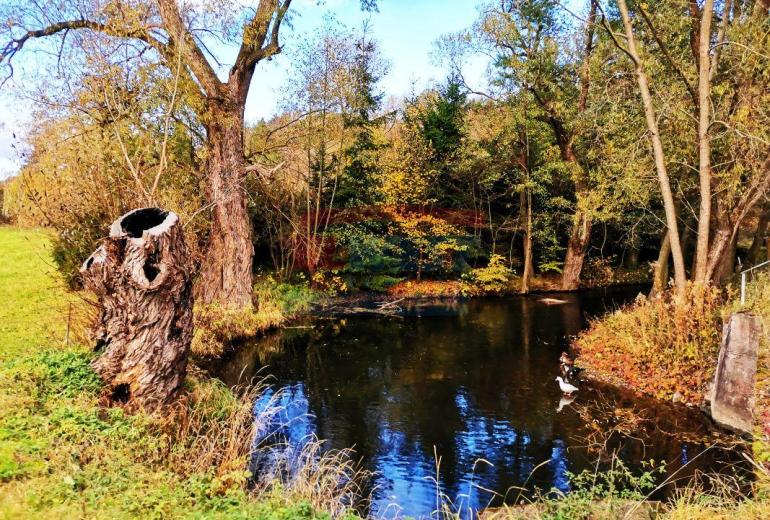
[378,123,435,206]
[461,254,514,295]
[311,271,348,295]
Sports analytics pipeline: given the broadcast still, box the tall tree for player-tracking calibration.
[412,73,468,207]
[337,28,387,207]
[611,0,689,291]
[693,0,715,283]
[464,0,600,290]
[0,0,376,309]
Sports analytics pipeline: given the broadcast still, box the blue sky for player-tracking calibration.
[0,0,488,180]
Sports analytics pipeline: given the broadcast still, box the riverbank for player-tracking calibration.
[0,226,364,518]
[4,226,768,519]
[571,275,770,476]
[191,270,652,358]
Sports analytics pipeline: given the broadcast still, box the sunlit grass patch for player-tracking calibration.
[0,227,82,360]
[192,276,323,358]
[0,226,365,518]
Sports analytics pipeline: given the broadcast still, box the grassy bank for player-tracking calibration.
[572,284,724,405]
[0,226,362,519]
[572,278,769,441]
[192,275,323,358]
[567,271,770,518]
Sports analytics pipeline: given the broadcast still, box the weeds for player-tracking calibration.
[430,455,667,520]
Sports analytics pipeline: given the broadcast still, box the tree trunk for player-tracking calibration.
[767,236,770,262]
[712,234,738,285]
[81,208,193,410]
[617,0,687,292]
[559,0,597,291]
[195,104,254,308]
[748,207,769,264]
[705,202,734,283]
[694,0,715,284]
[651,232,672,296]
[521,189,534,294]
[561,209,591,290]
[625,236,640,269]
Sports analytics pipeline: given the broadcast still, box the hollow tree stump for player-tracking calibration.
[81,208,193,410]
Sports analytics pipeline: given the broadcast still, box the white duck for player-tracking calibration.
[555,376,579,395]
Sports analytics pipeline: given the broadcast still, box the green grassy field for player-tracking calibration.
[0,227,77,360]
[0,226,352,519]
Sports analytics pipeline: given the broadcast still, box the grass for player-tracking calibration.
[192,275,323,358]
[0,225,364,519]
[0,227,81,360]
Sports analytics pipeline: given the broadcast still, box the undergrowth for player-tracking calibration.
[573,284,723,404]
[461,254,515,295]
[192,276,323,358]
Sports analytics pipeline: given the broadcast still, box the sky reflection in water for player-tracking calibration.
[214,288,744,518]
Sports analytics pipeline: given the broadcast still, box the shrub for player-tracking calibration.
[5,350,102,399]
[461,254,515,295]
[311,270,349,295]
[573,284,723,404]
[254,276,322,317]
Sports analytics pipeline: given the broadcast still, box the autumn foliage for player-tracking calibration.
[573,285,723,405]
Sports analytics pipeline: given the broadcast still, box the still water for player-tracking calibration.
[210,287,745,518]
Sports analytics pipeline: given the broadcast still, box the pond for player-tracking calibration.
[209,286,747,518]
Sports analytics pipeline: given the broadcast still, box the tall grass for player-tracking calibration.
[151,374,370,515]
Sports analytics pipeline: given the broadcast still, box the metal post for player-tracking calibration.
[741,271,746,305]
[739,260,770,306]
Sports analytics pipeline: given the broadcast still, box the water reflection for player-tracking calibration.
[210,287,746,518]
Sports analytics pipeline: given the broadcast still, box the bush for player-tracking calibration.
[5,350,102,399]
[311,270,349,295]
[573,284,723,404]
[254,275,322,317]
[461,254,515,295]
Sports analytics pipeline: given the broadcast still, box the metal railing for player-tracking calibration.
[740,260,770,305]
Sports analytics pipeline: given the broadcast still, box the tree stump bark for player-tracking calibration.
[81,208,193,410]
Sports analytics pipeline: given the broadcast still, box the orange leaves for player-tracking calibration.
[574,284,724,406]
